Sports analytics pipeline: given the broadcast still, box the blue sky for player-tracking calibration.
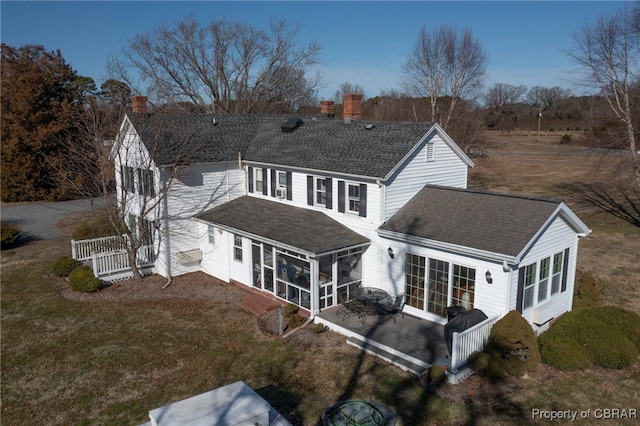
[1,1,626,100]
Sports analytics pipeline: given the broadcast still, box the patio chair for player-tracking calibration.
[336,290,365,321]
[377,293,405,323]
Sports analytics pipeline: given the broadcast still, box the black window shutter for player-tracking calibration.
[338,181,345,213]
[516,266,525,313]
[359,184,367,217]
[286,172,292,200]
[325,177,333,209]
[307,175,313,205]
[270,169,276,197]
[137,168,143,195]
[561,248,570,292]
[262,168,268,195]
[248,167,254,193]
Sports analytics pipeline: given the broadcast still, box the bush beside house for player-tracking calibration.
[52,256,82,277]
[468,311,540,382]
[538,306,640,370]
[68,266,101,292]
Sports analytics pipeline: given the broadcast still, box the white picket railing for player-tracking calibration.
[71,235,128,261]
[91,245,155,277]
[450,313,500,373]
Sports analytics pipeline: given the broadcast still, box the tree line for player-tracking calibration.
[1,2,638,203]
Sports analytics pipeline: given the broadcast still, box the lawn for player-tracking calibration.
[2,130,639,425]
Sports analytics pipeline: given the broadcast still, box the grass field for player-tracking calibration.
[2,131,639,425]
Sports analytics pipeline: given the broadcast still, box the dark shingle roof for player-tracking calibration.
[128,113,437,179]
[195,196,370,255]
[378,185,564,258]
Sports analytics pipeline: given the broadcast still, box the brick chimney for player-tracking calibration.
[320,100,335,117]
[343,94,362,121]
[131,96,148,114]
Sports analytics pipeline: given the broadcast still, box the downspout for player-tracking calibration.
[162,171,173,289]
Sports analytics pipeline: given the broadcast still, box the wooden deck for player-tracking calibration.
[315,307,452,376]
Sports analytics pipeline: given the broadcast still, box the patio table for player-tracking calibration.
[354,288,391,321]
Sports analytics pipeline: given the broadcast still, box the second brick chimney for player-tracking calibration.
[320,100,335,117]
[343,94,362,121]
[131,96,148,114]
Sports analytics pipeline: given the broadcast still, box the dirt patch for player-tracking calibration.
[257,308,348,349]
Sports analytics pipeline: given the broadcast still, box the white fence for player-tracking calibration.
[91,246,155,277]
[71,235,155,279]
[450,313,500,373]
[71,235,128,261]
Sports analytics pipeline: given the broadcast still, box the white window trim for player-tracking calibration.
[523,252,565,311]
[315,177,327,206]
[254,169,264,194]
[233,234,243,262]
[346,182,360,214]
[208,225,215,244]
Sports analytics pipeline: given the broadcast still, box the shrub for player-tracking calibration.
[470,311,540,381]
[287,313,305,329]
[539,306,640,370]
[283,303,299,318]
[312,323,326,333]
[52,256,82,277]
[1,221,21,248]
[68,266,100,292]
[573,269,604,309]
[72,214,118,240]
[426,365,448,388]
[560,134,572,144]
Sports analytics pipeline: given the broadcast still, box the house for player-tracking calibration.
[102,94,590,339]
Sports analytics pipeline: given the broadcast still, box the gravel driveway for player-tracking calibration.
[1,198,104,241]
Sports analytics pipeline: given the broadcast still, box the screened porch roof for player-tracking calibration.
[195,196,370,256]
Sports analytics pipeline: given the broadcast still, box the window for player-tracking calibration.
[551,251,563,295]
[233,234,243,262]
[338,181,367,217]
[255,168,264,194]
[128,214,154,245]
[518,250,569,312]
[122,166,136,193]
[278,171,287,188]
[347,184,360,213]
[138,168,155,197]
[426,142,435,162]
[405,253,426,310]
[208,225,215,244]
[452,265,475,310]
[315,177,327,206]
[523,263,537,310]
[428,258,449,317]
[538,257,550,303]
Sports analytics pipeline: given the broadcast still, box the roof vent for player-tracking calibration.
[212,118,218,126]
[281,118,303,133]
[365,124,376,130]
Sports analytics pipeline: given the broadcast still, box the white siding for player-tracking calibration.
[157,162,244,278]
[384,133,469,220]
[199,223,231,282]
[380,238,505,325]
[510,215,582,332]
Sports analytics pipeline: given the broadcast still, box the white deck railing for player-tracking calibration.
[450,313,500,373]
[71,235,155,278]
[91,246,155,277]
[71,235,128,261]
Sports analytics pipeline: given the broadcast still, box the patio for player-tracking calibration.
[315,307,451,377]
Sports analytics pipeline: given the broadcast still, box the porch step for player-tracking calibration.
[237,292,282,316]
[347,336,429,376]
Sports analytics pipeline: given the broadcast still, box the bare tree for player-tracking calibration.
[333,81,366,103]
[107,16,322,114]
[484,83,527,111]
[569,4,640,195]
[402,25,487,130]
